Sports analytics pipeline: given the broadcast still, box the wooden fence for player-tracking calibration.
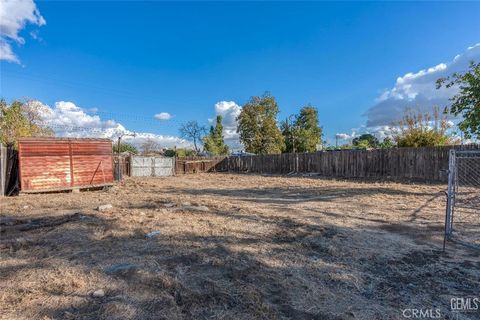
[113,155,131,177]
[177,145,480,183]
[175,156,226,174]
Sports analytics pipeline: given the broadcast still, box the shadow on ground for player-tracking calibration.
[1,200,479,320]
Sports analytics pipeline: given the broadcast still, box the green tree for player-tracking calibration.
[394,107,455,147]
[237,93,285,154]
[163,149,176,157]
[326,144,353,150]
[436,61,480,139]
[378,137,396,149]
[0,99,53,147]
[204,115,229,155]
[282,106,323,153]
[280,117,295,153]
[172,148,196,157]
[113,142,137,154]
[352,134,379,149]
[296,106,323,152]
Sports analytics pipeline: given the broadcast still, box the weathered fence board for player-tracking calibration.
[188,145,480,183]
[113,155,131,177]
[175,156,226,174]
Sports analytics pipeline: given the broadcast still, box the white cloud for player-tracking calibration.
[332,126,400,145]
[212,101,242,150]
[365,43,480,127]
[214,101,241,127]
[121,133,190,149]
[38,101,109,130]
[29,100,191,149]
[367,125,398,140]
[154,112,173,120]
[335,133,351,140]
[0,0,45,63]
[0,39,19,63]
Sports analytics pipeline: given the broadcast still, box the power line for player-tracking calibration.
[3,70,208,108]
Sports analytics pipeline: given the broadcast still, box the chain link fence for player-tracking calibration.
[445,150,480,249]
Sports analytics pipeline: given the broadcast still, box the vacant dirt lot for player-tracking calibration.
[1,174,479,320]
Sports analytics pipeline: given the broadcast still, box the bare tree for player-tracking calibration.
[179,121,206,153]
[141,138,161,155]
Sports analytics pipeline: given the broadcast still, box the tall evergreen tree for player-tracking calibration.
[204,115,229,155]
[237,93,285,154]
[280,117,295,153]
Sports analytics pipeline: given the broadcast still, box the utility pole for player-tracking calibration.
[117,136,122,157]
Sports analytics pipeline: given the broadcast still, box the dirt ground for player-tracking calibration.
[1,173,479,320]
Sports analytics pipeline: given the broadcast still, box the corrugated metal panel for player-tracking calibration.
[153,157,174,176]
[18,138,114,192]
[131,156,174,177]
[131,156,153,177]
[72,141,113,186]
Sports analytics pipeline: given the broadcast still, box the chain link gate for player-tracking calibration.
[445,150,480,249]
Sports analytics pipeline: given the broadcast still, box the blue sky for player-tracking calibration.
[1,1,480,148]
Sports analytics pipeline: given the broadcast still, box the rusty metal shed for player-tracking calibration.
[18,138,114,193]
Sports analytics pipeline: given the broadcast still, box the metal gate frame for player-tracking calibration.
[444,149,480,250]
[130,156,175,177]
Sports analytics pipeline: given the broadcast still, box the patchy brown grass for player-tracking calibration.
[0,173,479,320]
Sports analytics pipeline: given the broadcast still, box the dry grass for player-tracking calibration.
[0,173,479,320]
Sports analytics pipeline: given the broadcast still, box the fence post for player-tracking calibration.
[445,149,456,239]
[151,157,155,177]
[0,144,5,196]
[295,153,299,173]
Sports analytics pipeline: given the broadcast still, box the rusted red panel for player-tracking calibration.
[18,138,114,192]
